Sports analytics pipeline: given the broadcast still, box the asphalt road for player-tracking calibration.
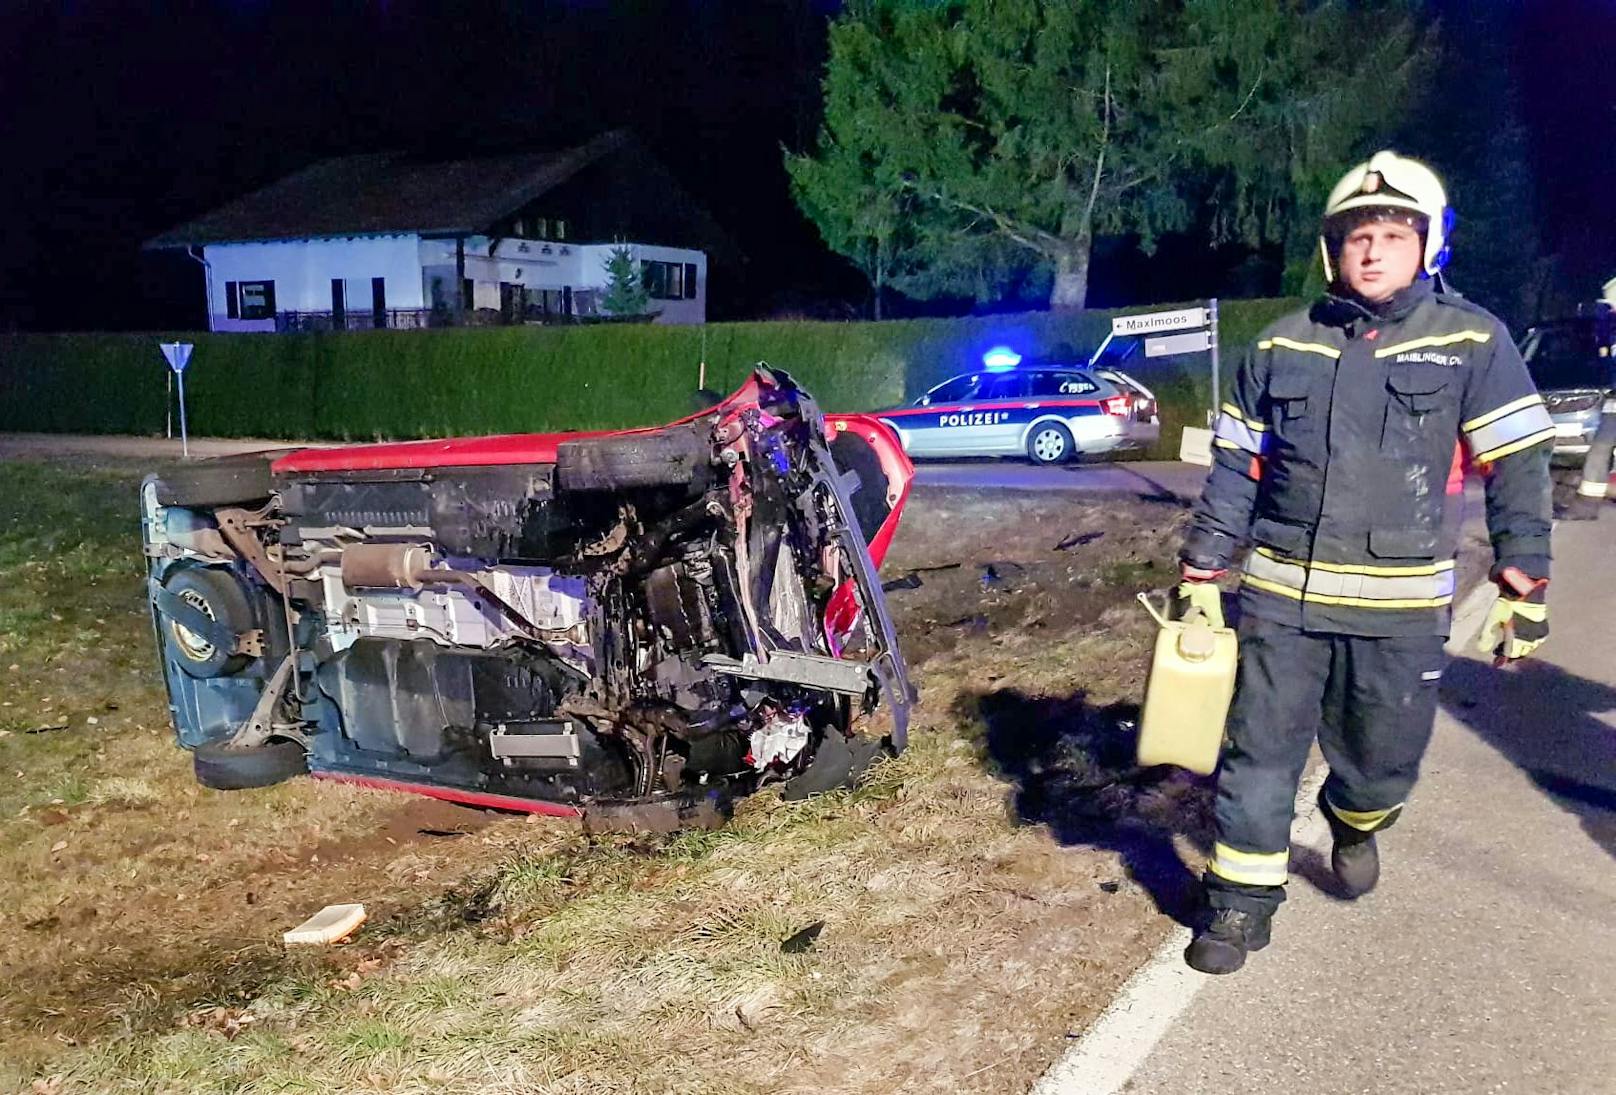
[1118,512,1616,1094]
[912,458,1210,498]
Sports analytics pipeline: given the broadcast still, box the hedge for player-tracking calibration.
[0,299,1298,459]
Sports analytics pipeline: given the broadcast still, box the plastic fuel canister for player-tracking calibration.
[1135,593,1238,775]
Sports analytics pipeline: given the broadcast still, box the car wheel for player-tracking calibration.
[1027,423,1075,466]
[160,567,255,679]
[194,739,308,790]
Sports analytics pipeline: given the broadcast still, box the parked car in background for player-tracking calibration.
[1520,314,1616,462]
[140,370,914,831]
[878,352,1160,465]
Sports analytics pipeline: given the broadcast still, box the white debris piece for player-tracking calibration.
[283,903,367,946]
[749,711,812,771]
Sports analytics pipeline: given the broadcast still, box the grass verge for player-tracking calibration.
[1,463,1207,1094]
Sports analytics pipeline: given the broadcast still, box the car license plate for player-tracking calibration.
[1555,421,1585,437]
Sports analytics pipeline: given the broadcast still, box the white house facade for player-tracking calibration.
[147,131,730,333]
[202,235,707,332]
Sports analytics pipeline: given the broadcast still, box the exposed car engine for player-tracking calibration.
[141,369,914,828]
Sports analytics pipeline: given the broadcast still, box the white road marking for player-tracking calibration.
[1031,764,1331,1095]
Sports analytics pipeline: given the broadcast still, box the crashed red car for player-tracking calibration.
[140,369,914,829]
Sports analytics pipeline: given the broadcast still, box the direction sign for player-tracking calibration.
[1111,307,1208,337]
[1145,330,1213,358]
[160,342,194,374]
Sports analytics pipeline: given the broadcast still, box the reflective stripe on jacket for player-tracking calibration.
[1183,280,1552,637]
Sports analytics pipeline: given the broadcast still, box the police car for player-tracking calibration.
[878,348,1161,464]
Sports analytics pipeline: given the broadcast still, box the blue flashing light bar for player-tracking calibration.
[982,345,1022,371]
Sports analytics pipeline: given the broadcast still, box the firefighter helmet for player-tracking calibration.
[1319,151,1452,283]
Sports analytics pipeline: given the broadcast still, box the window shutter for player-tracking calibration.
[263,281,277,315]
[372,277,386,325]
[225,281,239,319]
[683,264,697,299]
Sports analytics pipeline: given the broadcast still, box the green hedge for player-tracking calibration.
[0,299,1298,459]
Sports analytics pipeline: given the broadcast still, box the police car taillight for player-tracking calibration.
[1103,395,1132,416]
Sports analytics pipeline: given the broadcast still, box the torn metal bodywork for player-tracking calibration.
[140,369,916,825]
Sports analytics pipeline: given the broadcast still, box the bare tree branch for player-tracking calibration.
[1080,63,1113,231]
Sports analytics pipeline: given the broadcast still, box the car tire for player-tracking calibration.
[1027,423,1076,466]
[194,739,308,791]
[160,567,256,679]
[555,426,709,491]
[153,451,287,507]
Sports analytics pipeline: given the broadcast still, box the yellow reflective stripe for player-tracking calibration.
[1213,438,1244,450]
[1258,337,1341,360]
[1507,600,1548,622]
[1462,394,1546,432]
[1373,329,1492,358]
[1242,573,1452,610]
[1577,480,1609,499]
[1208,843,1288,886]
[1325,798,1402,832]
[1220,402,1267,430]
[1472,427,1556,464]
[1253,547,1454,578]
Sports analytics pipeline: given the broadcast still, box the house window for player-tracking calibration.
[553,219,567,241]
[641,260,694,301]
[238,280,276,320]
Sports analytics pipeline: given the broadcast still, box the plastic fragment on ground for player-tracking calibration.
[282,903,367,946]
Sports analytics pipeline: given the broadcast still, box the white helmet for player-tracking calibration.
[1319,151,1452,283]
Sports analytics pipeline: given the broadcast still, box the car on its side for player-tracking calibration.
[140,369,914,831]
[1519,313,1616,463]
[877,361,1160,465]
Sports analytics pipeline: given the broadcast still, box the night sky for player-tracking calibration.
[1,0,1613,331]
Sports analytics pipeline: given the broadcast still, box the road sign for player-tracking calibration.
[160,342,193,374]
[1111,307,1208,337]
[158,341,194,458]
[1144,330,1213,358]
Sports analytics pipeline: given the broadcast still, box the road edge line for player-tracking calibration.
[1030,763,1331,1095]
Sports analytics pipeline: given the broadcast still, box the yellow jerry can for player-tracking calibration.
[1135,592,1238,775]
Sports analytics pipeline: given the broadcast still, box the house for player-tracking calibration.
[144,131,733,331]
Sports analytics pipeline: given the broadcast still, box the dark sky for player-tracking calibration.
[1,0,1613,331]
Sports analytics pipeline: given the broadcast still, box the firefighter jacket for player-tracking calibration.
[1182,279,1553,637]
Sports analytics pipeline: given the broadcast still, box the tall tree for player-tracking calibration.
[790,0,1429,309]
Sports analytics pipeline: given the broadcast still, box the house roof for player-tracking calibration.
[144,131,634,249]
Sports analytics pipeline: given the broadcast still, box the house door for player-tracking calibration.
[330,279,346,330]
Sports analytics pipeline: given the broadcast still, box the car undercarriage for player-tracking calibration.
[140,369,914,830]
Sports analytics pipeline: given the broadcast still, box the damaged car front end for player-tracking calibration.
[140,369,914,830]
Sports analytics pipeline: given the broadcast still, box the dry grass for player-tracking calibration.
[1,464,1209,1094]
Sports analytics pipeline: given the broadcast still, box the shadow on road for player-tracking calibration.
[1441,657,1616,864]
[961,688,1215,927]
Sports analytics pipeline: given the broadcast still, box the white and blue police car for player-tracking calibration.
[878,347,1161,465]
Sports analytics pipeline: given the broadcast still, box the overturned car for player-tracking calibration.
[140,370,914,829]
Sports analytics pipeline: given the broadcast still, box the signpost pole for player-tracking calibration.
[176,370,190,459]
[166,372,173,439]
[1207,297,1221,427]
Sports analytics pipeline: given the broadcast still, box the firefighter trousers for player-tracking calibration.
[1205,616,1446,916]
[1570,403,1616,518]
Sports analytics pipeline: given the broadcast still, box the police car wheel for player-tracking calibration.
[1027,424,1075,466]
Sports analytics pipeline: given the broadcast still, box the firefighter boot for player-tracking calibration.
[1319,787,1380,898]
[1184,908,1272,975]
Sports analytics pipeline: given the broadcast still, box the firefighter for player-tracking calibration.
[1565,275,1616,520]
[1178,151,1554,975]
